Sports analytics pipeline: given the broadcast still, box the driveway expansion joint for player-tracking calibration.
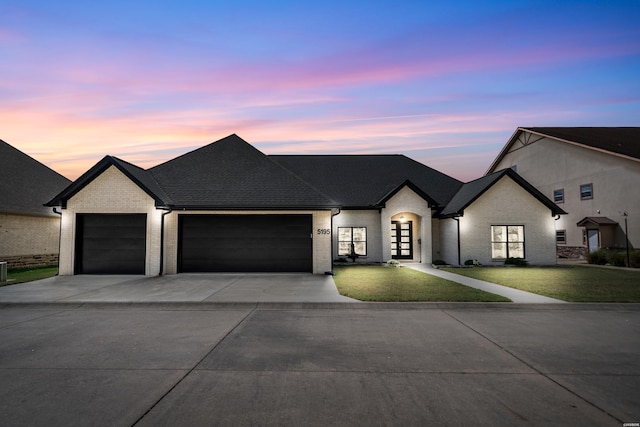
[442,309,625,424]
[130,305,258,426]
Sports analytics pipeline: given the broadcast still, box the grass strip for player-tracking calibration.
[441,265,640,302]
[3,265,58,286]
[333,265,510,302]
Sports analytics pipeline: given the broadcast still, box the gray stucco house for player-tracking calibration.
[487,127,639,258]
[46,134,565,275]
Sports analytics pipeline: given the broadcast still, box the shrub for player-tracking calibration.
[432,259,447,266]
[607,250,627,267]
[630,250,640,268]
[587,249,608,265]
[386,259,400,266]
[505,257,529,267]
[464,259,481,266]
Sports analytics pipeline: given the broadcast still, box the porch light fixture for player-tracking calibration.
[399,215,407,223]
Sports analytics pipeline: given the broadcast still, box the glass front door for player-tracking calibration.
[391,221,413,259]
[587,229,599,252]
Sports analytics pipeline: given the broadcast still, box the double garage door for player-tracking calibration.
[178,215,312,273]
[74,214,312,274]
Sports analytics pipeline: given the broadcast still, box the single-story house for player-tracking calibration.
[46,134,565,275]
[1,139,71,268]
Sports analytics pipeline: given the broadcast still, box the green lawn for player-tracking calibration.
[333,265,510,302]
[441,265,640,302]
[2,266,58,286]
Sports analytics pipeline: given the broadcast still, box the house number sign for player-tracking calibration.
[316,228,331,235]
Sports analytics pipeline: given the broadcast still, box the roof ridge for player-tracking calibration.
[150,133,242,171]
[270,154,404,157]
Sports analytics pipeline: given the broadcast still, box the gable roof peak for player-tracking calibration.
[46,155,169,208]
[487,127,640,173]
[439,168,565,218]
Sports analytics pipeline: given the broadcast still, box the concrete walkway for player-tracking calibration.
[406,264,566,303]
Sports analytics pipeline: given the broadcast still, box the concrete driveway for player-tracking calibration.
[0,273,356,303]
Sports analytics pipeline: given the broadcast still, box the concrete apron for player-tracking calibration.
[406,264,566,303]
[0,273,357,304]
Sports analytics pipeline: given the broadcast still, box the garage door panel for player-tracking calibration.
[179,215,312,272]
[75,214,147,275]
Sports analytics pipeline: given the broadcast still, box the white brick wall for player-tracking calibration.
[332,210,382,262]
[457,176,557,265]
[0,213,60,258]
[59,166,161,275]
[437,218,459,265]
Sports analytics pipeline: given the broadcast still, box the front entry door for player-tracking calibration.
[391,221,413,259]
[587,229,599,252]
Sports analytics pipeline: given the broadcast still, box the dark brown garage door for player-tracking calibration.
[178,215,312,272]
[75,214,147,274]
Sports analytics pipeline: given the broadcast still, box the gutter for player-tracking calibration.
[452,215,461,266]
[53,208,62,274]
[158,207,173,276]
[328,208,341,274]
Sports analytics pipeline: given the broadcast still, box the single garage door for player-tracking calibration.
[178,215,312,272]
[75,214,147,274]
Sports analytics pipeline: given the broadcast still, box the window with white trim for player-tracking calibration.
[556,230,566,244]
[580,183,593,200]
[338,227,367,256]
[553,189,564,203]
[491,225,525,259]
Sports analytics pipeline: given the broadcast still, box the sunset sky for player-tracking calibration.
[2,0,639,182]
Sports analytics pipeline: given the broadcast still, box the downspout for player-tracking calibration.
[328,208,341,274]
[452,216,461,266]
[159,207,173,276]
[53,208,62,275]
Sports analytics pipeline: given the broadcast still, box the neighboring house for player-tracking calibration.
[487,127,639,258]
[46,134,564,276]
[0,139,71,268]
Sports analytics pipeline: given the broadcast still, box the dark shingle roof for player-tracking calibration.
[1,139,71,216]
[149,134,337,209]
[576,216,619,226]
[523,127,640,160]
[270,155,463,208]
[46,134,564,217]
[440,168,566,218]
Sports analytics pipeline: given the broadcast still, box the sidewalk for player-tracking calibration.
[406,264,566,303]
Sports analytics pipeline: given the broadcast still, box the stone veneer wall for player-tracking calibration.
[557,246,588,259]
[1,254,58,269]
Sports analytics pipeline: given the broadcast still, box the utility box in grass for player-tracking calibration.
[0,262,7,282]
